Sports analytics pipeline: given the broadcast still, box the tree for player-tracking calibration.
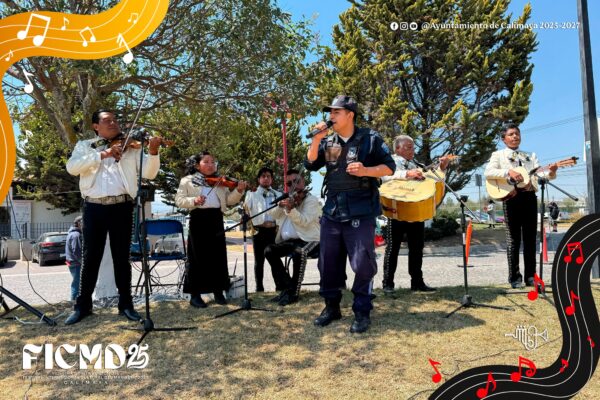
[316,0,537,191]
[5,0,319,212]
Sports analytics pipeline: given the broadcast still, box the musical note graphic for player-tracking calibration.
[79,26,96,47]
[4,50,13,62]
[510,356,537,382]
[527,273,545,301]
[588,336,595,348]
[564,241,584,264]
[17,13,51,46]
[128,13,139,24]
[565,290,580,316]
[116,33,134,64]
[61,17,69,30]
[476,372,497,399]
[22,68,34,94]
[428,358,442,383]
[560,358,569,373]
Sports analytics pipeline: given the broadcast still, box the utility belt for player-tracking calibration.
[85,194,133,205]
[323,176,377,197]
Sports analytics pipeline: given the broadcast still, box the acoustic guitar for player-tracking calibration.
[485,157,578,201]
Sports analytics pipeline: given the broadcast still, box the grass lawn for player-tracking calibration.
[1,284,599,399]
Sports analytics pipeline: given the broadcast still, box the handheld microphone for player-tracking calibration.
[306,120,333,139]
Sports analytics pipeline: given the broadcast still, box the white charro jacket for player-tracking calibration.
[175,174,244,213]
[268,193,321,243]
[66,138,160,198]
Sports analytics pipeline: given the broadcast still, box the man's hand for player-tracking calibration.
[102,143,123,161]
[310,121,330,142]
[508,169,524,183]
[406,169,425,180]
[279,198,294,212]
[346,162,369,177]
[194,195,206,206]
[236,180,248,193]
[148,137,161,155]
[439,155,451,171]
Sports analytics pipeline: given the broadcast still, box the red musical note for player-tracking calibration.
[564,242,584,264]
[560,358,569,373]
[476,372,497,399]
[565,290,580,316]
[428,358,442,383]
[510,356,537,382]
[527,273,545,301]
[588,336,595,348]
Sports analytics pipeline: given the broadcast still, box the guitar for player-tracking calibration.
[486,157,578,201]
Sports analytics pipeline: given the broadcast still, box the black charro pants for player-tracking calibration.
[382,219,425,289]
[76,201,134,312]
[252,227,277,290]
[503,190,538,283]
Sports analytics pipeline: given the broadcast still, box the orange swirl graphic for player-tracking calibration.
[0,0,170,203]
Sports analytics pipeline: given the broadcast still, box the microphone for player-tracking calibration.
[412,160,429,171]
[306,120,333,139]
[270,192,290,205]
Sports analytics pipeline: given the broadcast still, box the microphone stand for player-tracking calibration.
[420,165,512,317]
[215,169,306,319]
[124,133,195,348]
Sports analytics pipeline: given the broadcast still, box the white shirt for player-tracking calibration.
[86,157,128,197]
[199,185,221,209]
[243,186,282,226]
[280,217,300,241]
[484,147,540,179]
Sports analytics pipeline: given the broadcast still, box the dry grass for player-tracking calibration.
[1,284,600,399]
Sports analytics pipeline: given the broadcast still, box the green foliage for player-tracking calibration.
[317,0,537,193]
[424,213,460,241]
[6,0,319,212]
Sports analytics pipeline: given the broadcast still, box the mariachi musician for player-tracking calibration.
[175,151,248,308]
[65,109,164,325]
[381,135,450,294]
[484,123,556,289]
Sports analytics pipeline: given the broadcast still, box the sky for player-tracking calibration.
[275,0,600,207]
[154,0,600,213]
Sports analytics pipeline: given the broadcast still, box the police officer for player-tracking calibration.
[305,95,395,333]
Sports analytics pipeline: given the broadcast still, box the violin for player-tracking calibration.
[192,174,240,190]
[108,136,174,151]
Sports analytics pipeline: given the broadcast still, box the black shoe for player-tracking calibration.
[190,295,207,308]
[213,292,227,305]
[511,281,524,289]
[270,292,285,302]
[278,292,298,306]
[350,311,371,333]
[64,309,92,325]
[119,308,142,322]
[256,285,265,293]
[525,277,535,287]
[383,286,395,295]
[313,304,342,327]
[411,282,436,292]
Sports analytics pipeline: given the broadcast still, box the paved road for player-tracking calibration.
[0,243,558,309]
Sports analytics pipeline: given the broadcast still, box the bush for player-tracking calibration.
[424,210,460,241]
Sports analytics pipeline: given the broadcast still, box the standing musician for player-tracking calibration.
[484,123,556,289]
[264,169,321,306]
[243,167,281,292]
[306,95,395,334]
[175,152,248,308]
[65,109,163,325]
[381,135,450,294]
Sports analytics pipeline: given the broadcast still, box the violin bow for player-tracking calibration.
[121,85,152,151]
[205,163,236,197]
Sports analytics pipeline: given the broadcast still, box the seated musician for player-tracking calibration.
[381,135,450,293]
[484,123,556,289]
[264,169,321,306]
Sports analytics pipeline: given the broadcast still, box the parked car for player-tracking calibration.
[31,232,68,266]
[153,233,185,256]
[224,219,239,231]
[0,236,8,266]
[456,210,490,225]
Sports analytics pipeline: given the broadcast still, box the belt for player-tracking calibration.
[255,221,276,229]
[85,194,133,205]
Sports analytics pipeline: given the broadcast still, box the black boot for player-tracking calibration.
[350,311,371,333]
[255,265,264,292]
[313,299,342,327]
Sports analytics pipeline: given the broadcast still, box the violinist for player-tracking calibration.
[64,109,162,325]
[243,167,281,292]
[264,170,321,306]
[175,152,248,308]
